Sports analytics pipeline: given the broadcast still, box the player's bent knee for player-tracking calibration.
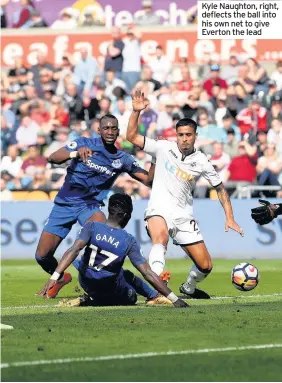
[123,270,135,284]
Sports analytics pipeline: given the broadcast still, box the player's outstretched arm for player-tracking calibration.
[126,89,149,149]
[48,147,92,164]
[251,200,282,225]
[215,183,244,236]
[136,263,188,308]
[37,239,87,297]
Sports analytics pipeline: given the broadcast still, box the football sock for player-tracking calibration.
[123,270,157,299]
[184,264,211,294]
[35,254,62,277]
[149,244,166,276]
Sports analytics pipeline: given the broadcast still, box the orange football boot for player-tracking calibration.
[46,272,72,299]
[160,270,171,285]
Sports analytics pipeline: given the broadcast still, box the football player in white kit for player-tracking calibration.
[126,90,244,298]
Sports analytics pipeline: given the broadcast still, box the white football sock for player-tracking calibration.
[183,265,209,294]
[149,244,166,276]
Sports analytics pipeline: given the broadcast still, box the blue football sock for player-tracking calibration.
[123,270,157,299]
[35,254,59,276]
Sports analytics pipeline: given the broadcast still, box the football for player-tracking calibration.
[231,263,259,291]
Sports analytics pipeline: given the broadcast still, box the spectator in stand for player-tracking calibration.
[256,144,282,191]
[261,80,280,109]
[55,55,74,96]
[49,95,69,127]
[1,115,17,155]
[7,56,29,84]
[104,69,127,101]
[104,27,125,80]
[30,51,55,94]
[96,97,111,119]
[223,128,239,159]
[237,64,255,95]
[68,120,87,141]
[214,91,229,127]
[16,115,39,150]
[162,113,178,142]
[73,47,99,94]
[0,145,23,178]
[203,64,228,98]
[221,114,241,143]
[156,99,174,136]
[115,98,131,137]
[267,95,282,125]
[256,130,268,158]
[12,0,34,28]
[176,67,192,91]
[226,140,258,183]
[26,167,51,191]
[267,118,282,157]
[271,61,282,90]
[90,119,100,139]
[38,68,57,98]
[232,82,252,114]
[139,102,158,138]
[148,45,172,85]
[44,127,70,158]
[18,145,47,188]
[221,55,240,85]
[79,11,101,27]
[246,58,269,95]
[134,0,161,25]
[0,178,13,201]
[236,98,268,136]
[122,27,142,91]
[141,66,162,93]
[1,0,9,28]
[63,84,84,123]
[29,8,47,27]
[196,109,225,155]
[51,7,78,29]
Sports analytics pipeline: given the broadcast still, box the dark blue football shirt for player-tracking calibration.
[55,137,143,206]
[77,221,146,280]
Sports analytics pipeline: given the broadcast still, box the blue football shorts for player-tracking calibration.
[43,202,103,239]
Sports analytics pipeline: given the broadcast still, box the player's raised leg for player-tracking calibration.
[179,241,212,299]
[146,216,171,283]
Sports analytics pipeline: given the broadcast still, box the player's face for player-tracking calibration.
[176,125,197,154]
[99,118,119,144]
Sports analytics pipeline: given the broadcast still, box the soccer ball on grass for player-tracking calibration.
[231,262,259,291]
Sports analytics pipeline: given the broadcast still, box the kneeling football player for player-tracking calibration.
[38,193,188,308]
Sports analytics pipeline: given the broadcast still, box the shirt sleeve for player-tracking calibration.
[127,237,147,267]
[143,137,159,156]
[76,222,93,243]
[202,156,222,187]
[64,138,87,152]
[123,154,146,175]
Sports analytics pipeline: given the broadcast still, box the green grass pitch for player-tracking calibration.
[1,259,282,382]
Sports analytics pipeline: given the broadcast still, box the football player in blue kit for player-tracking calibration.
[38,193,188,308]
[35,114,154,299]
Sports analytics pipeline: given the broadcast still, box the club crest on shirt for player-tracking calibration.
[112,159,122,169]
[68,141,78,149]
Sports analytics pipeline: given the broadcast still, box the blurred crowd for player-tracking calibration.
[0,0,197,29]
[1,25,282,201]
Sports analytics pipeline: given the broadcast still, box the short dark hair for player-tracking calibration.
[108,193,133,217]
[176,118,197,132]
[100,114,118,125]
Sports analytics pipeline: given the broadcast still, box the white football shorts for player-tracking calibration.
[144,207,204,246]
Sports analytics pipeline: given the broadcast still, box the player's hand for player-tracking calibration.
[251,199,276,225]
[78,147,92,163]
[173,299,189,308]
[131,89,149,111]
[225,219,244,236]
[35,279,57,297]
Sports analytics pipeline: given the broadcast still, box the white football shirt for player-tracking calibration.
[144,138,221,218]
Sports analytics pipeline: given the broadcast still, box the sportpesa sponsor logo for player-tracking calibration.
[86,160,116,176]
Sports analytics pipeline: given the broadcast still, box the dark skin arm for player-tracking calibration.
[135,262,188,308]
[48,147,92,165]
[215,183,244,236]
[37,239,87,296]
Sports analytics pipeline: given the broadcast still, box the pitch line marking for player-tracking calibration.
[1,343,282,369]
[2,293,282,310]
